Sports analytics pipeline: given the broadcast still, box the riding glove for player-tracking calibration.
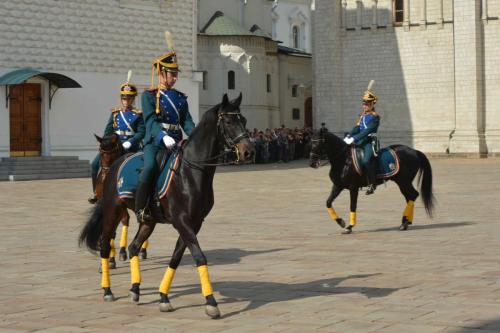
[162,135,176,149]
[122,141,132,150]
[343,137,355,145]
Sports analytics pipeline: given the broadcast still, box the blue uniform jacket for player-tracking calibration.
[350,111,380,147]
[103,107,145,152]
[141,88,195,146]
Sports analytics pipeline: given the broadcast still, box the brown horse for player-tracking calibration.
[94,134,149,268]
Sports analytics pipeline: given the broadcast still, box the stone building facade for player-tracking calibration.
[0,0,198,159]
[313,0,500,154]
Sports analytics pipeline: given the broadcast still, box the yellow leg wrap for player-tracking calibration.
[159,267,176,294]
[197,265,214,297]
[403,200,415,222]
[130,256,141,284]
[109,239,116,258]
[349,212,357,226]
[327,207,339,220]
[119,225,128,248]
[141,239,149,249]
[101,258,110,288]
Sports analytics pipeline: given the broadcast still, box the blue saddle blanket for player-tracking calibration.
[116,152,180,199]
[352,147,400,179]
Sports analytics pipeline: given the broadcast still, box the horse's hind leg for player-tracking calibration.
[397,182,419,231]
[326,184,345,229]
[127,222,156,303]
[158,236,187,312]
[139,239,149,260]
[342,187,359,234]
[100,204,124,301]
[118,212,130,261]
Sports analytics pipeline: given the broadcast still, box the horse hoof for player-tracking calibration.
[159,302,174,312]
[336,218,346,228]
[129,291,140,303]
[119,248,127,261]
[342,227,353,234]
[399,223,409,231]
[205,305,221,319]
[139,249,147,260]
[103,288,115,302]
[109,257,116,269]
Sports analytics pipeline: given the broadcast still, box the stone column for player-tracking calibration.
[437,0,443,28]
[450,0,486,154]
[356,0,363,30]
[372,0,378,30]
[403,0,410,31]
[420,0,426,29]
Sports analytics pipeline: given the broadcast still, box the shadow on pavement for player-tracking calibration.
[363,221,476,234]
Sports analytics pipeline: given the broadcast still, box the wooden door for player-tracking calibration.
[9,84,42,157]
[304,97,312,128]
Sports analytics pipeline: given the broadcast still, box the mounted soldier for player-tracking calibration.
[88,71,145,204]
[134,31,195,223]
[343,80,380,195]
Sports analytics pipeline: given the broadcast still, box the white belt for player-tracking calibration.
[115,130,134,136]
[161,123,180,131]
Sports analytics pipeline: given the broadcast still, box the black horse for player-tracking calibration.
[309,129,435,233]
[79,93,254,318]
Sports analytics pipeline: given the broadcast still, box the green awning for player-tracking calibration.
[0,68,81,88]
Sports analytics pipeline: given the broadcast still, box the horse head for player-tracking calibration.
[216,93,255,164]
[95,133,124,171]
[309,129,327,169]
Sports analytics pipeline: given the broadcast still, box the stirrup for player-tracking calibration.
[88,195,98,204]
[136,209,154,223]
[365,185,376,195]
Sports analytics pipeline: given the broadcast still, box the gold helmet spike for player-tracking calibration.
[362,79,378,104]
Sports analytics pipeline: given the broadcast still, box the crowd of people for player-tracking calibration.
[248,126,314,164]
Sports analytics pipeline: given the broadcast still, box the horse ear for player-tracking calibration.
[94,134,102,143]
[232,92,242,107]
[222,93,229,107]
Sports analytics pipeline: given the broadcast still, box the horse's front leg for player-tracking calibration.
[326,184,345,229]
[127,222,156,303]
[342,187,359,234]
[175,220,220,319]
[158,236,187,312]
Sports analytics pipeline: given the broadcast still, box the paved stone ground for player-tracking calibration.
[1,158,500,333]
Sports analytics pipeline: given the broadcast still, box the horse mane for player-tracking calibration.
[186,103,220,141]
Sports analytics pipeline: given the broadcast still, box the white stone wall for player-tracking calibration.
[0,0,197,159]
[197,36,280,130]
[315,0,500,154]
[273,0,313,52]
[278,54,312,128]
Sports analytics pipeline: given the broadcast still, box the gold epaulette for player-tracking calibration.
[131,108,143,114]
[111,107,120,113]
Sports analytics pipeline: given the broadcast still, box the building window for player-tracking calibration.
[266,74,271,93]
[292,26,300,48]
[202,71,208,90]
[393,0,404,25]
[292,84,299,97]
[292,108,300,120]
[228,70,235,90]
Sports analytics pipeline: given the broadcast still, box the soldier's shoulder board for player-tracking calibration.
[111,107,120,113]
[132,108,143,114]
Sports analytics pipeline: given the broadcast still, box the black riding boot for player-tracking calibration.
[365,161,377,195]
[88,173,98,204]
[135,181,154,223]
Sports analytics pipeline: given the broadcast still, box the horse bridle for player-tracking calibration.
[310,132,346,166]
[180,110,250,169]
[99,143,123,172]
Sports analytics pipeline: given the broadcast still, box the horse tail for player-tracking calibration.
[416,150,435,218]
[79,200,104,252]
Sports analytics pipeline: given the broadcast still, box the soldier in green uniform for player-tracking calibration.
[344,81,380,195]
[88,72,145,203]
[135,32,195,222]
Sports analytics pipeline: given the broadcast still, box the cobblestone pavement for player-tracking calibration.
[1,158,500,333]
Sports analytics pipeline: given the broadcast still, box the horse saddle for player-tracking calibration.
[115,151,181,223]
[351,146,400,179]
